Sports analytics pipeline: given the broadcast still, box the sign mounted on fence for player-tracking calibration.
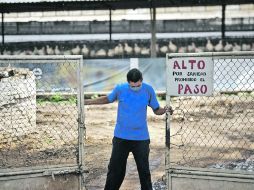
[166,55,214,96]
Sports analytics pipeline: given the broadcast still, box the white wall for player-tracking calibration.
[3,4,254,22]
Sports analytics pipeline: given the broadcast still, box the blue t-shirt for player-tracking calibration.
[107,82,160,140]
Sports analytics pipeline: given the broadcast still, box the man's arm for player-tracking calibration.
[153,106,173,115]
[85,96,110,105]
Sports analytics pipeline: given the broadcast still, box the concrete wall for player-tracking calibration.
[168,169,254,190]
[2,5,254,22]
[0,173,79,190]
[1,18,254,35]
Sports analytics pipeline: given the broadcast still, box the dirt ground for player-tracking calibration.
[0,93,254,190]
[84,101,168,190]
[0,100,168,190]
[84,94,254,190]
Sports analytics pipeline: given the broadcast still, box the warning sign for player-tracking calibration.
[166,56,214,96]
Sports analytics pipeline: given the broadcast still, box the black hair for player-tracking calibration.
[127,68,143,83]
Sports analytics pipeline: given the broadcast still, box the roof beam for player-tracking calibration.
[0,0,253,13]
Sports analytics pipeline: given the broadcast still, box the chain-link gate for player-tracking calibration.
[166,52,254,190]
[0,55,85,190]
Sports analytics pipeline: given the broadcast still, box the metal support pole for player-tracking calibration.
[165,56,171,190]
[77,56,85,190]
[1,12,5,54]
[109,9,112,42]
[150,7,157,58]
[165,97,171,190]
[221,4,226,44]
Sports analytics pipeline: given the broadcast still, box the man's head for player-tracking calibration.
[127,68,143,91]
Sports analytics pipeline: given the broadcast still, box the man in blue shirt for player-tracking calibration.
[85,68,173,190]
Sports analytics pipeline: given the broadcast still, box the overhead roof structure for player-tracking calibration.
[0,0,253,13]
[0,0,253,56]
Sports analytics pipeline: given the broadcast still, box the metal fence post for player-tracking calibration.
[166,55,172,190]
[77,56,85,190]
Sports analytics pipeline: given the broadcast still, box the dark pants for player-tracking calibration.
[104,137,152,190]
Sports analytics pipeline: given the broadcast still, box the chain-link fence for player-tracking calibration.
[0,56,84,175]
[167,52,254,174]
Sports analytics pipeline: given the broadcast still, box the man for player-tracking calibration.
[85,68,173,190]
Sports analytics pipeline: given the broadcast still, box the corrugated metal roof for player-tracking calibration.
[1,0,253,4]
[0,0,123,12]
[0,0,253,13]
[0,0,111,3]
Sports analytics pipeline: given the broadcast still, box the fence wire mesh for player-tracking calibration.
[169,55,254,172]
[0,56,82,170]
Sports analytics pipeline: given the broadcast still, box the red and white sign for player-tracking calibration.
[167,57,214,96]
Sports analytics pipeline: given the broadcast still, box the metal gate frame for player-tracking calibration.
[166,51,254,190]
[0,55,85,190]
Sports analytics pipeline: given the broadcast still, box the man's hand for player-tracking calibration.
[153,105,174,115]
[164,105,173,115]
